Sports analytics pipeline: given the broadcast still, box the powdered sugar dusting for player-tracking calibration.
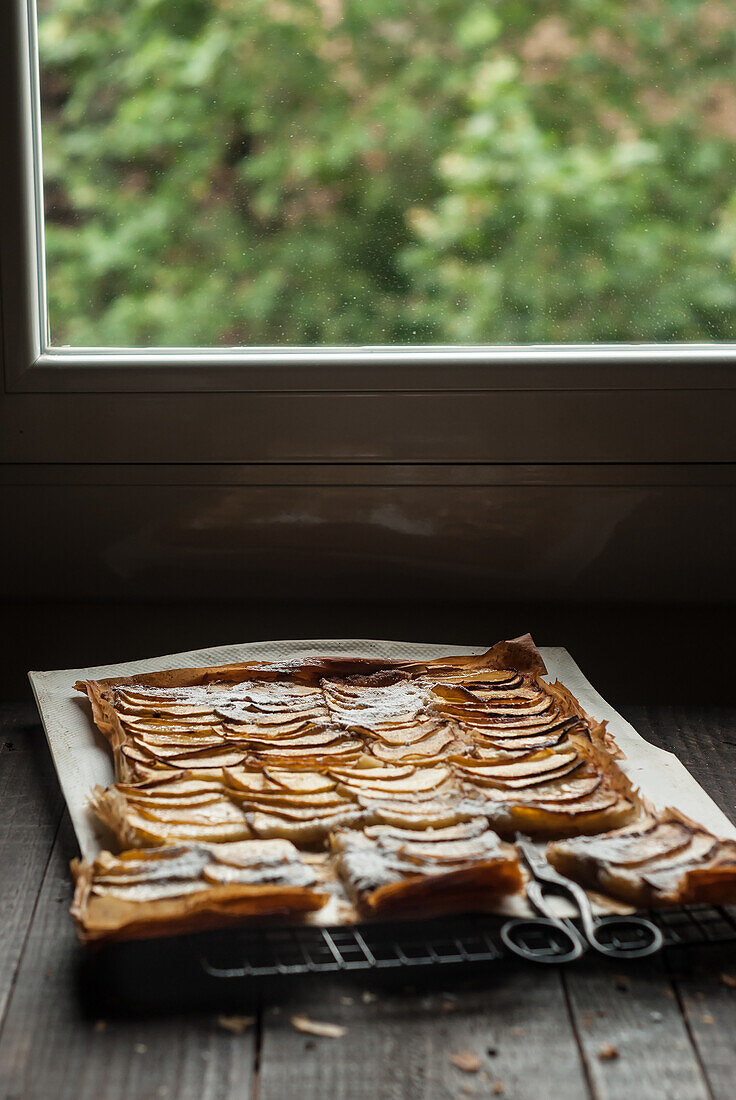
[323,679,430,729]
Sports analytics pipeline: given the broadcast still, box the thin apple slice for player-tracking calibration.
[471,772,602,805]
[262,768,336,793]
[116,778,224,799]
[329,764,415,782]
[509,792,636,830]
[157,747,247,769]
[361,818,490,844]
[474,731,569,754]
[370,729,456,763]
[235,729,342,749]
[359,797,474,830]
[454,750,579,784]
[132,738,229,760]
[124,812,252,844]
[333,766,449,792]
[221,768,273,794]
[426,668,522,684]
[218,710,324,731]
[241,800,353,822]
[120,710,218,725]
[123,791,223,809]
[480,759,583,790]
[121,717,225,733]
[126,727,228,745]
[246,808,364,842]
[229,789,351,809]
[135,801,248,826]
[116,701,216,719]
[250,739,363,762]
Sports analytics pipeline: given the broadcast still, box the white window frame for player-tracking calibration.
[2,0,735,468]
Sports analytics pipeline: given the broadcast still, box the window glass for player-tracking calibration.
[38,0,736,347]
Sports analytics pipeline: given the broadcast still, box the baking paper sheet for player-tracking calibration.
[29,638,736,910]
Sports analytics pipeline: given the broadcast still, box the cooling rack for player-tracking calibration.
[199,904,736,978]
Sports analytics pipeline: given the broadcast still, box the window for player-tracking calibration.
[34,0,736,350]
[1,0,733,458]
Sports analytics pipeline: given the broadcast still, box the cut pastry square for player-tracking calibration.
[71,839,330,943]
[547,812,736,907]
[332,825,522,917]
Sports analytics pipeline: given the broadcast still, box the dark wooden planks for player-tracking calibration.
[670,948,736,1100]
[0,706,64,1026]
[257,969,590,1100]
[563,958,711,1100]
[0,814,257,1100]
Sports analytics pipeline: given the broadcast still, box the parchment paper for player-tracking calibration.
[29,638,736,907]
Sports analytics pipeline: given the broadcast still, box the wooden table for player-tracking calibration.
[2,701,736,1100]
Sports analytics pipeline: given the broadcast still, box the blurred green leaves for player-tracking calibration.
[38,0,736,346]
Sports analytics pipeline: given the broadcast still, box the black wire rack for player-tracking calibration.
[200,904,736,978]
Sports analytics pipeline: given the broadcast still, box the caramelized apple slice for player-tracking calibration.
[487,790,635,839]
[246,808,364,843]
[263,768,337,793]
[370,729,457,763]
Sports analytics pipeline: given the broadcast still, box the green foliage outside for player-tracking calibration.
[39,0,736,346]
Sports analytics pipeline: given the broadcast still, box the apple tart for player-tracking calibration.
[70,636,736,942]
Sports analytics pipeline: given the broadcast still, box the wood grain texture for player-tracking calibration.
[671,949,736,1100]
[564,959,710,1100]
[257,971,590,1100]
[0,815,257,1100]
[0,707,63,1026]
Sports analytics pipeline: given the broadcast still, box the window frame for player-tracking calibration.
[2,0,735,414]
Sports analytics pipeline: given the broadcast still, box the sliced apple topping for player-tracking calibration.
[330,765,451,796]
[451,748,580,792]
[246,808,365,843]
[492,789,635,837]
[90,781,252,848]
[362,818,490,844]
[357,795,477,831]
[370,728,459,763]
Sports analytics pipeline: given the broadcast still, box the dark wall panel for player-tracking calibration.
[3,475,735,602]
